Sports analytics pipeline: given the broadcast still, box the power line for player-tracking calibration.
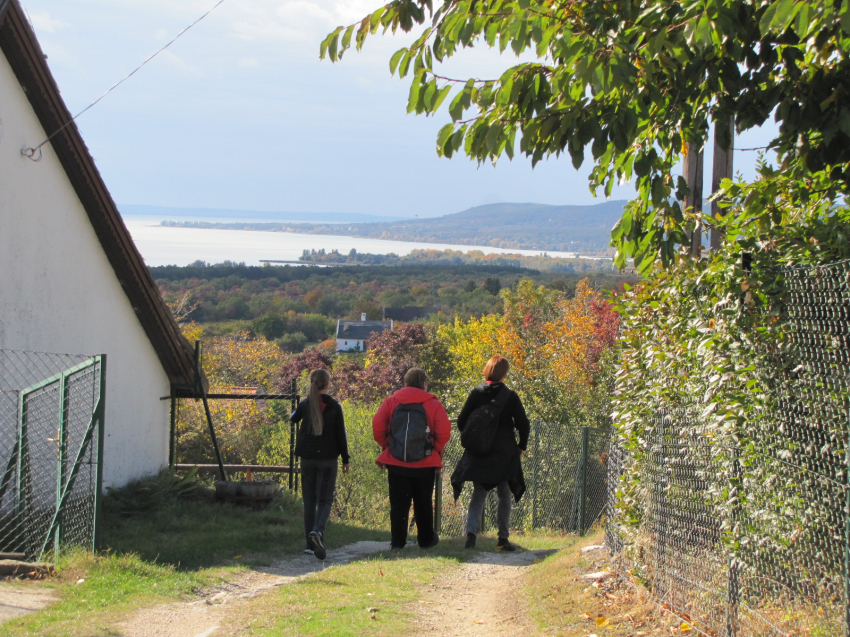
[22,0,228,162]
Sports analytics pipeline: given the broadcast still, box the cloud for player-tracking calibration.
[229,0,387,43]
[232,2,332,42]
[157,50,200,75]
[29,10,66,33]
[239,57,261,67]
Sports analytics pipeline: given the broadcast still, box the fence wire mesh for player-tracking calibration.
[0,350,102,560]
[438,424,610,537]
[607,259,850,637]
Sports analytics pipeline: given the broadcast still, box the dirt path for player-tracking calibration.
[0,584,58,623]
[2,542,558,636]
[115,540,391,637]
[413,549,557,637]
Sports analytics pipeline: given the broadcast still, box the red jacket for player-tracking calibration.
[372,386,451,469]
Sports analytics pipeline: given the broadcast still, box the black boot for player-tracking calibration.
[496,537,516,552]
[465,533,476,549]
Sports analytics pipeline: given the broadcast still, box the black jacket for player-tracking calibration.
[292,394,350,464]
[450,382,530,502]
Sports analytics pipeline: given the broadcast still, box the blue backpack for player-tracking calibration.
[389,402,432,462]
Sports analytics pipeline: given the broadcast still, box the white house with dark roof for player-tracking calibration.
[335,314,393,352]
[0,0,197,488]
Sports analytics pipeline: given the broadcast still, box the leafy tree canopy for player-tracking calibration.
[321,0,850,271]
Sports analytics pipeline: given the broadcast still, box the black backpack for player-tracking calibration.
[389,402,432,462]
[460,387,512,455]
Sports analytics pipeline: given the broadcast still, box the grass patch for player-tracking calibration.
[4,471,585,637]
[229,531,579,636]
[0,551,221,637]
[100,471,385,569]
[525,529,679,636]
[0,472,385,636]
[227,552,464,636]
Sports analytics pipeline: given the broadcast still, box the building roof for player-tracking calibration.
[382,306,438,321]
[0,0,196,389]
[336,320,392,341]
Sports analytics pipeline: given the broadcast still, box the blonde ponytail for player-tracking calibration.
[308,369,330,435]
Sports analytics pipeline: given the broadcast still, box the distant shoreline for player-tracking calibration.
[122,217,612,268]
[159,218,615,258]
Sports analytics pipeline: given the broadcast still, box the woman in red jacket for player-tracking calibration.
[373,368,451,549]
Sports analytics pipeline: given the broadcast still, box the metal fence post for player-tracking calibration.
[845,411,849,637]
[532,425,539,529]
[727,448,741,637]
[289,379,297,492]
[579,426,589,536]
[54,370,70,556]
[289,419,296,491]
[195,341,228,482]
[93,354,106,551]
[16,390,28,554]
[434,470,442,534]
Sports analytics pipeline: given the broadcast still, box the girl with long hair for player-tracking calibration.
[291,369,350,559]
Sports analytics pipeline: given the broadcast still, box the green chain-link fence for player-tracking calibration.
[437,423,610,537]
[0,350,105,561]
[607,259,850,637]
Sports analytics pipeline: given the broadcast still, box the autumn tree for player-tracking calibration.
[176,325,286,464]
[344,323,430,402]
[434,278,618,423]
[278,348,333,394]
[321,0,850,271]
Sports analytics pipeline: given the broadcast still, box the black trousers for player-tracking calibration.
[300,458,338,538]
[387,466,436,548]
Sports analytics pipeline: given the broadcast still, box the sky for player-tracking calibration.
[19,0,779,219]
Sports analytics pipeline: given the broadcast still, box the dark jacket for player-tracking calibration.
[292,394,350,464]
[450,382,530,502]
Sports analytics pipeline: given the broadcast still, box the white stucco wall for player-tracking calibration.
[335,338,364,352]
[0,53,170,489]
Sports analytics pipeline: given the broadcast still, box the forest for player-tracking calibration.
[152,261,633,351]
[294,247,614,271]
[174,278,621,524]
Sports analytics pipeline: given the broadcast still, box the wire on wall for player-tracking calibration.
[21,0,228,162]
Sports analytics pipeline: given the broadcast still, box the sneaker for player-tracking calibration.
[465,533,476,549]
[390,544,404,550]
[422,533,439,549]
[303,544,314,555]
[309,531,326,560]
[496,537,517,552]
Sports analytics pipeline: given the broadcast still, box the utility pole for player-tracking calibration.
[710,117,735,252]
[682,143,705,258]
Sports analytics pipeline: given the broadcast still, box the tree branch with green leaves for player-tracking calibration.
[321,0,850,272]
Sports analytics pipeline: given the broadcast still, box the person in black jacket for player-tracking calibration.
[291,369,350,560]
[451,356,530,551]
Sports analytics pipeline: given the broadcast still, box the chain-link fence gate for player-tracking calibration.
[0,350,105,561]
[437,424,610,537]
[606,258,850,637]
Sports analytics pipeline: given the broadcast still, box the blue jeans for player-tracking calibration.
[466,481,512,539]
[300,458,338,537]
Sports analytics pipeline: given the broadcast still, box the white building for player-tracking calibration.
[335,314,393,352]
[0,0,196,489]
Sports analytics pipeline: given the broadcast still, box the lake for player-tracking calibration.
[122,217,582,266]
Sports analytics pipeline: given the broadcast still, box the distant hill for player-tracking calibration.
[119,204,404,224]
[162,201,629,255]
[348,201,627,253]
